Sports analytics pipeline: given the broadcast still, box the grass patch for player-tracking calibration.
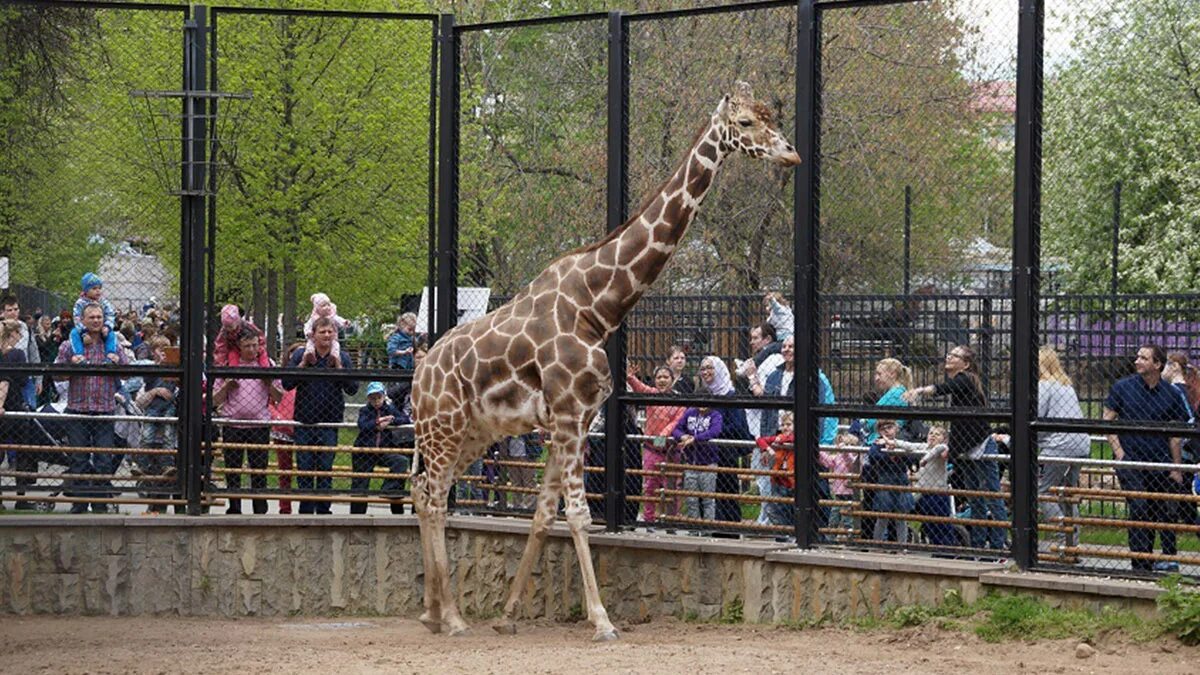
[864,589,1159,643]
[1157,574,1200,645]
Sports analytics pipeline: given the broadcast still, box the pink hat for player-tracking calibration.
[220,304,241,329]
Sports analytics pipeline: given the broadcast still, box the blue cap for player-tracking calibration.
[366,381,386,397]
[81,272,103,292]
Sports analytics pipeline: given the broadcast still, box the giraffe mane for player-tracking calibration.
[552,115,717,262]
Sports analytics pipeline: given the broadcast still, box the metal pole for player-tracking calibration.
[181,6,209,515]
[434,14,459,341]
[1009,0,1043,570]
[903,185,911,296]
[793,0,820,548]
[427,19,439,341]
[603,11,629,532]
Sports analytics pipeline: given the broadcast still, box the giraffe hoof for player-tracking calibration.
[593,628,620,642]
[492,621,518,635]
[447,623,470,637]
[418,612,442,634]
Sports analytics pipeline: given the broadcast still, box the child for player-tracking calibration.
[887,425,958,546]
[626,363,686,524]
[303,293,349,365]
[70,272,119,358]
[819,432,861,535]
[866,419,915,542]
[133,336,179,514]
[757,411,795,527]
[763,292,794,341]
[213,304,270,367]
[671,406,723,523]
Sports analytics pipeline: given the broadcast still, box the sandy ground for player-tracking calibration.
[1,615,1196,675]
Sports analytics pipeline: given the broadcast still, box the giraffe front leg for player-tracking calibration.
[426,499,470,636]
[494,456,564,635]
[561,451,618,642]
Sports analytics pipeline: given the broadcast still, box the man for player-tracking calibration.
[1103,344,1190,573]
[1,295,41,409]
[741,323,784,437]
[282,316,357,515]
[55,303,126,514]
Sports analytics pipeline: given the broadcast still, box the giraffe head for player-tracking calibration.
[716,81,801,167]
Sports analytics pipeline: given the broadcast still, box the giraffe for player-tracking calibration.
[411,81,800,641]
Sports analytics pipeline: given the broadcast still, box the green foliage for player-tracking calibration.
[1157,575,1200,645]
[1044,0,1200,293]
[973,593,1149,643]
[719,597,744,624]
[566,602,585,623]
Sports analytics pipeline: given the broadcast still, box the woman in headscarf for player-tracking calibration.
[698,356,752,524]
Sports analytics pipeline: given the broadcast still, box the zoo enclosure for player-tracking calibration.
[3,0,1200,579]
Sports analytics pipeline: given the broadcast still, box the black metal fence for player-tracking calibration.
[4,0,1200,581]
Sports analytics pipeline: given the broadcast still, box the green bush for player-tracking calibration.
[1157,575,1200,645]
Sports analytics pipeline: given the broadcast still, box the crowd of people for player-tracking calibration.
[2,275,1199,574]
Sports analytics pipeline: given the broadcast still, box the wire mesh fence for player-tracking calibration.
[1037,0,1200,576]
[5,0,1200,582]
[1,2,187,513]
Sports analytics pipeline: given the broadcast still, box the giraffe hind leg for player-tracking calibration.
[494,455,564,635]
[412,470,443,634]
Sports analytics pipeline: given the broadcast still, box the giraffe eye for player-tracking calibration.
[738,119,753,127]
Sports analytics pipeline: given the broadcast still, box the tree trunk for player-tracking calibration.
[250,267,265,329]
[267,265,279,363]
[283,257,297,361]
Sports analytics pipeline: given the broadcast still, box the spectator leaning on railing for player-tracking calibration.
[1102,343,1190,573]
[282,316,358,515]
[0,319,34,510]
[2,295,41,409]
[55,302,127,514]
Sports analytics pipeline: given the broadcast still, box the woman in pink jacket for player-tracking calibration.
[627,363,686,524]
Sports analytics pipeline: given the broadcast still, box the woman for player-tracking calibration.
[1034,347,1090,548]
[667,345,694,394]
[35,315,55,362]
[626,363,687,524]
[0,319,32,510]
[861,358,912,442]
[698,356,751,524]
[904,344,1007,550]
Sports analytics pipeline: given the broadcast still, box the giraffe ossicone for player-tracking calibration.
[411,81,800,641]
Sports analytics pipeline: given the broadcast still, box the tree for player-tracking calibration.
[1044,0,1200,294]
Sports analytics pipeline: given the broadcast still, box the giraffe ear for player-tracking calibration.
[716,93,731,119]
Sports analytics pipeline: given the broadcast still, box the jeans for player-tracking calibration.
[684,467,717,521]
[957,450,1008,550]
[64,411,116,512]
[349,449,408,514]
[871,487,914,542]
[294,425,337,514]
[1038,460,1080,545]
[915,494,958,546]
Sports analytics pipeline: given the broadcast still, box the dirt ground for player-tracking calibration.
[1,615,1195,674]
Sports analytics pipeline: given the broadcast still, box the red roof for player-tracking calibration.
[970,80,1016,115]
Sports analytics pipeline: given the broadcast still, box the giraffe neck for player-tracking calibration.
[588,113,731,337]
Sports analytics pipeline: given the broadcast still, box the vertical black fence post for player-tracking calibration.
[1010,0,1043,569]
[603,11,629,532]
[435,14,459,342]
[793,0,820,548]
[181,6,209,515]
[427,19,440,341]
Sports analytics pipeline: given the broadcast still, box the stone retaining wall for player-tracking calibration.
[0,515,1163,622]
